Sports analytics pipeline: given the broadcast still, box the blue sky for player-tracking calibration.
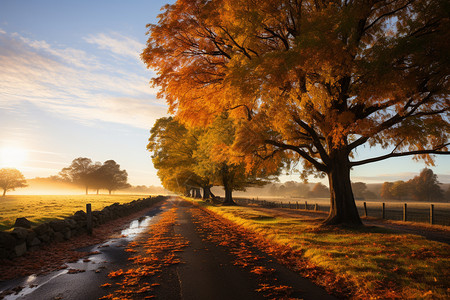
[0,0,448,187]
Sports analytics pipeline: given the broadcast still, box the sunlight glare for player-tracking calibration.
[0,147,28,168]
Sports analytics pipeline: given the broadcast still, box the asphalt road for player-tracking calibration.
[0,198,337,300]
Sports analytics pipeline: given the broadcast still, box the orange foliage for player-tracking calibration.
[143,0,450,225]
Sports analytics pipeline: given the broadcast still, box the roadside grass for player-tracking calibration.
[0,195,150,230]
[191,199,450,299]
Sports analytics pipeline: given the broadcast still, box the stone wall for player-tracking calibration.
[0,196,166,260]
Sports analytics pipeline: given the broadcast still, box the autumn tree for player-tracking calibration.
[193,114,281,204]
[148,117,214,198]
[148,116,281,204]
[143,0,450,225]
[0,168,28,196]
[60,157,100,195]
[351,182,368,200]
[390,180,411,200]
[98,160,130,195]
[408,168,443,201]
[380,182,394,200]
[308,183,330,198]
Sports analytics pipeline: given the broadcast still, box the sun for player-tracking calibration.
[0,147,28,168]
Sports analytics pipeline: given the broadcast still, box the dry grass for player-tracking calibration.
[0,195,150,230]
[191,199,450,299]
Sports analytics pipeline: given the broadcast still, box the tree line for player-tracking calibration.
[148,115,280,205]
[58,157,130,195]
[264,181,378,200]
[0,158,130,196]
[143,0,449,225]
[380,168,449,202]
[256,170,450,202]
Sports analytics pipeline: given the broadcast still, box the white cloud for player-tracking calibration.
[84,32,145,60]
[0,30,166,129]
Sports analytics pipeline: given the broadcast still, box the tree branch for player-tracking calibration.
[351,144,450,167]
[264,139,328,172]
[227,104,253,120]
[364,1,415,33]
[290,114,330,164]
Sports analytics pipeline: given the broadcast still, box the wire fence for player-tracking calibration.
[235,197,450,226]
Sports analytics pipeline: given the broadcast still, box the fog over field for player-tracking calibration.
[7,177,169,196]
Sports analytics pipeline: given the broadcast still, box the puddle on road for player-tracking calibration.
[1,214,156,300]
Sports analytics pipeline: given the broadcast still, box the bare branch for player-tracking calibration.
[351,143,450,167]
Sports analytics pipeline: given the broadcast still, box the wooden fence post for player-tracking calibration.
[86,203,92,235]
[382,203,385,220]
[403,203,407,222]
[430,204,434,225]
[305,201,308,210]
[363,202,367,217]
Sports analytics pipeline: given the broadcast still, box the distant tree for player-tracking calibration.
[408,168,443,201]
[98,160,130,195]
[277,185,286,196]
[351,182,368,200]
[380,182,394,200]
[308,183,329,198]
[293,183,310,198]
[445,186,450,201]
[0,168,28,196]
[59,157,99,195]
[390,181,411,200]
[268,184,278,196]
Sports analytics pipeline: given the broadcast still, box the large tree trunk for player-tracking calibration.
[223,184,235,205]
[221,165,236,205]
[202,186,210,199]
[323,151,362,226]
[2,189,6,196]
[85,186,88,195]
[194,188,201,198]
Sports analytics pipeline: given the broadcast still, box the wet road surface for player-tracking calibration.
[0,198,336,299]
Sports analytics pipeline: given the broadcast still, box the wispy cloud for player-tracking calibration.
[0,30,166,129]
[84,32,145,60]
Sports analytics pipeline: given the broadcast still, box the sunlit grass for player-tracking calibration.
[191,199,450,299]
[0,194,150,230]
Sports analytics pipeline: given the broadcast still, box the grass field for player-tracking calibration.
[0,195,151,230]
[191,199,450,299]
[236,197,450,226]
